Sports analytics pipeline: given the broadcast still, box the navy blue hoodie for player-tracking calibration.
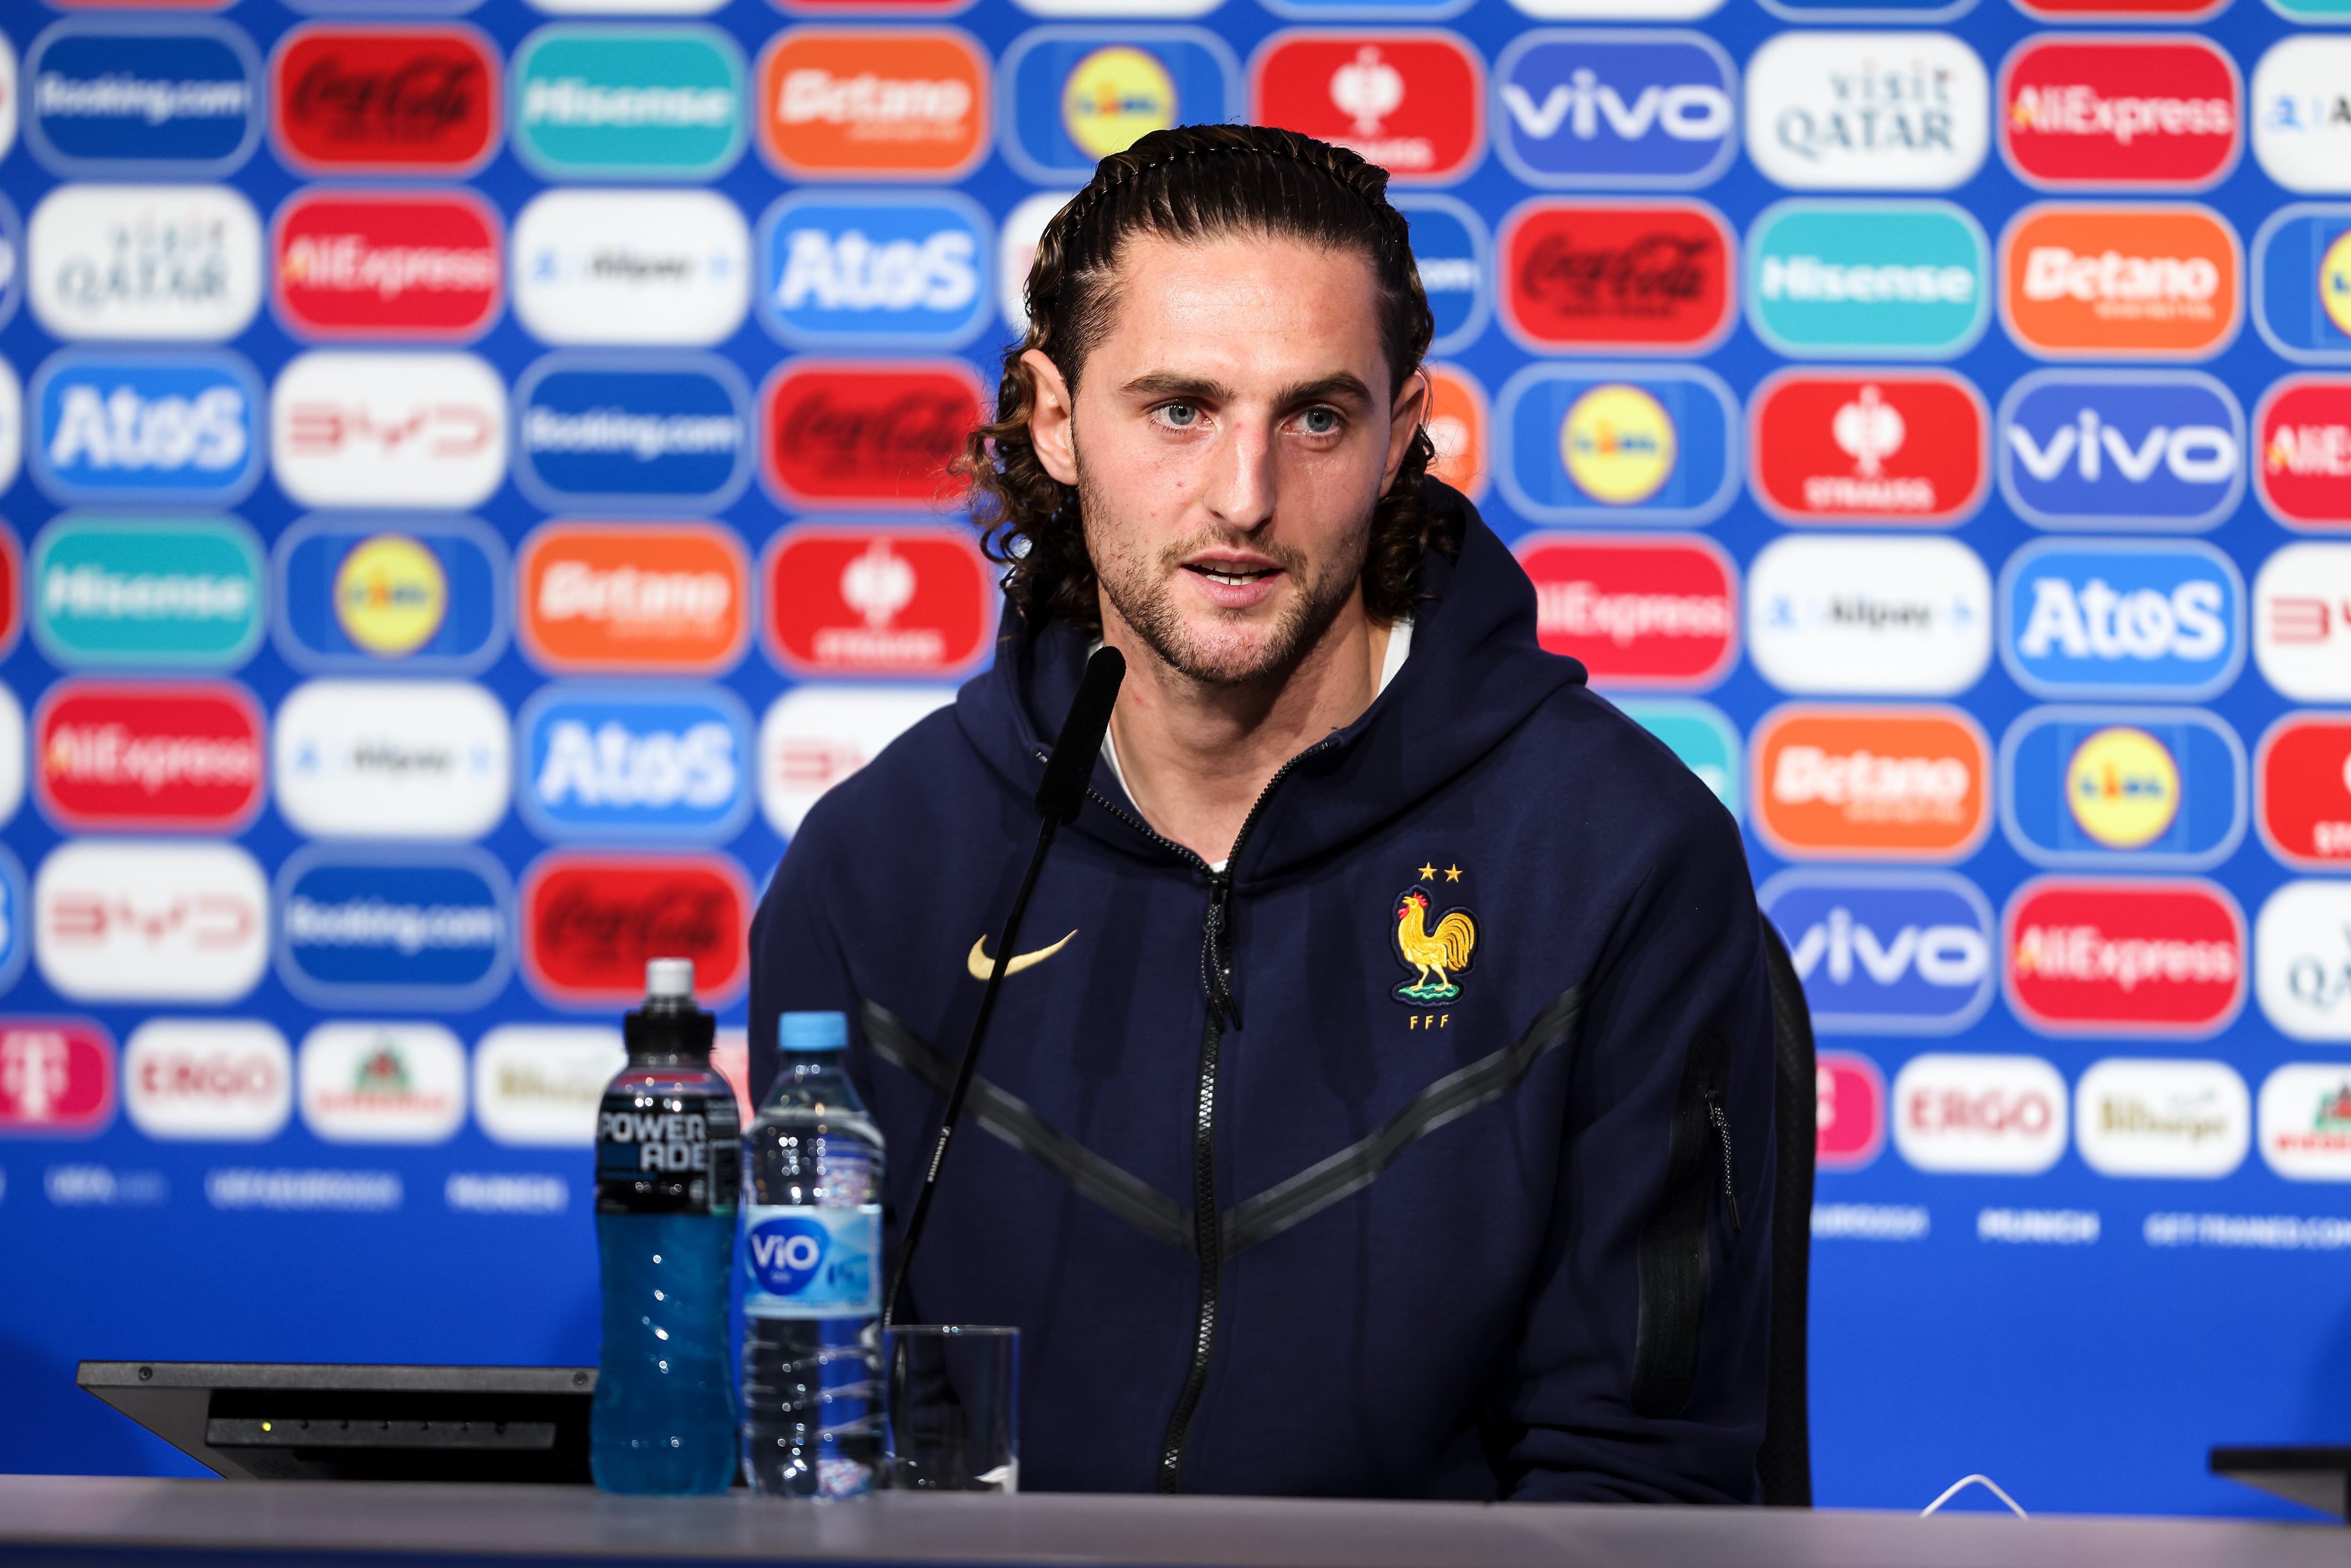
[749,482,1776,1503]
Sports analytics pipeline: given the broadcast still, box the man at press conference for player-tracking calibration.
[749,123,1778,1503]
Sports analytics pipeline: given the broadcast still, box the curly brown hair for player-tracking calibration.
[957,124,1458,634]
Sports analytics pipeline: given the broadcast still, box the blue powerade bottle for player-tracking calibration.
[590,958,740,1494]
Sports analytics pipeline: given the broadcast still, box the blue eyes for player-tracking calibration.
[1152,405,1341,435]
[1299,409,1339,435]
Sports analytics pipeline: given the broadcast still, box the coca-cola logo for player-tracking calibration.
[761,360,982,510]
[521,852,750,1006]
[272,26,499,175]
[1499,199,1735,353]
[35,679,265,833]
[1513,533,1737,689]
[272,189,501,341]
[764,524,995,678]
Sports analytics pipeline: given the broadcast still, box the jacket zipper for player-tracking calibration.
[1703,1088,1740,1234]
[1033,734,1339,1491]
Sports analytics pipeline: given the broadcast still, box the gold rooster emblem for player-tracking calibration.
[1394,886,1476,1004]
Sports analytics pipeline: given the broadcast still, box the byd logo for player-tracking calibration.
[271,351,508,512]
[1513,533,1736,689]
[1499,199,1734,354]
[1999,37,2240,191]
[1749,370,1986,526]
[765,525,995,679]
[2004,875,2244,1036]
[1250,33,1484,184]
[2256,543,2351,702]
[273,190,501,342]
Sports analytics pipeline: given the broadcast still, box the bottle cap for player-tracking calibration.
[780,1011,848,1053]
[645,958,695,1001]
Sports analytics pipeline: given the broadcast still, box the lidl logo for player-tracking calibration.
[276,845,512,1012]
[760,359,985,511]
[2257,714,2351,869]
[1998,36,2239,192]
[512,24,744,180]
[518,521,750,676]
[514,355,751,514]
[270,25,500,176]
[1396,195,1490,355]
[2000,203,2240,359]
[1751,703,1991,862]
[1997,537,2242,701]
[1000,29,1238,183]
[2000,708,2244,868]
[2004,875,2244,1037]
[757,27,989,180]
[274,518,506,677]
[272,190,502,343]
[2252,37,2351,196]
[1748,369,1986,525]
[1745,200,1988,358]
[31,515,263,670]
[34,678,265,834]
[1759,869,1994,1034]
[1492,30,1736,189]
[1743,32,1989,193]
[2253,208,2351,365]
[519,685,755,843]
[29,349,262,506]
[764,525,996,678]
[1496,363,1737,525]
[1996,370,2242,531]
[1498,197,1734,354]
[758,190,991,350]
[2256,542,2351,702]
[25,18,262,179]
[1513,533,1737,688]
[1250,32,1484,184]
[521,851,751,1007]
[1617,697,1739,812]
[2256,376,2351,527]
[1745,534,1992,698]
[1423,363,1489,502]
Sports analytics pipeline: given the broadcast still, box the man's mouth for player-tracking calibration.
[1186,563,1278,588]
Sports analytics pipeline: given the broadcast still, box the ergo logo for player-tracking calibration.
[1751,703,1991,862]
[123,1019,291,1143]
[1891,1052,2068,1175]
[1512,532,1737,688]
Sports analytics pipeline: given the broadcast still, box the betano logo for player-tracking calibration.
[34,678,264,833]
[764,524,996,678]
[519,522,747,676]
[1424,363,1490,502]
[756,28,988,179]
[1745,534,1991,698]
[1997,537,2242,700]
[1751,703,1991,861]
[521,851,752,1006]
[2000,203,2241,359]
[1249,33,1484,184]
[2003,874,2244,1036]
[1491,30,1737,189]
[1998,36,2239,191]
[29,349,262,506]
[30,514,263,671]
[1742,32,1989,193]
[272,189,501,342]
[1512,532,1737,689]
[1498,198,1735,354]
[2257,713,2351,870]
[1748,370,1986,525]
[510,24,744,181]
[270,24,499,176]
[760,358,985,511]
[758,190,990,350]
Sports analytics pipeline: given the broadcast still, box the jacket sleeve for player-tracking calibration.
[1499,799,1778,1504]
[747,810,871,1112]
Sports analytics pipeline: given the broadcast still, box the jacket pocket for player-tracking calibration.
[1631,1026,1732,1419]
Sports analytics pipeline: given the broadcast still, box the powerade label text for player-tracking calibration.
[741,1204,881,1318]
[595,1086,740,1215]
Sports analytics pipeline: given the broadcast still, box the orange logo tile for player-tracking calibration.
[1424,364,1488,503]
[1751,704,1992,861]
[517,522,751,675]
[2001,203,2240,359]
[757,27,990,180]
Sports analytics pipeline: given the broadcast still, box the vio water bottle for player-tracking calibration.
[740,1011,884,1498]
[590,958,741,1494]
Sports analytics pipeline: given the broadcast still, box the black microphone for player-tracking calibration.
[882,645,1126,1329]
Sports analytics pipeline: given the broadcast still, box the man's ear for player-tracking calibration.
[1023,348,1079,487]
[1382,369,1432,492]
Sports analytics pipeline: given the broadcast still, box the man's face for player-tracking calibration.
[1024,233,1423,687]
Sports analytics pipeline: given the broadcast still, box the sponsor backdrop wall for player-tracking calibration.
[0,0,2348,1517]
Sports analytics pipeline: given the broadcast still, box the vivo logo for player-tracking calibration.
[519,684,753,842]
[1493,32,1737,189]
[1998,370,2243,530]
[1761,869,1994,1034]
[31,349,261,505]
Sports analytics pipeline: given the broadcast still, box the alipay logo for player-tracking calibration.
[520,684,754,843]
[1761,869,1994,1034]
[1998,370,2243,530]
[1493,31,1737,189]
[1746,200,1987,358]
[25,19,262,179]
[514,354,752,514]
[31,515,263,670]
[1999,538,2243,701]
[275,846,513,1012]
[758,191,991,350]
[511,25,746,181]
[30,350,261,506]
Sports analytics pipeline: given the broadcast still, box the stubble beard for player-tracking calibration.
[1077,460,1374,689]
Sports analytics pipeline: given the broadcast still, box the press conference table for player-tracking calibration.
[0,1476,2343,1568]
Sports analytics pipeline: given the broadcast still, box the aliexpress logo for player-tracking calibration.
[271,25,500,177]
[517,522,750,677]
[1514,533,1737,690]
[35,679,266,834]
[761,359,984,511]
[272,189,503,342]
[756,28,989,181]
[1998,37,2240,192]
[2004,875,2245,1036]
[2001,203,2241,359]
[1751,704,1992,862]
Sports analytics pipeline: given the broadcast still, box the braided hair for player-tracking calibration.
[958,124,1454,635]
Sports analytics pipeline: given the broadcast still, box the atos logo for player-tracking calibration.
[1998,37,2239,192]
[1250,32,1485,184]
[1998,538,2241,701]
[1745,200,1988,359]
[761,360,985,511]
[765,525,995,679]
[1749,370,1986,525]
[29,184,263,343]
[1892,1053,2068,1175]
[2250,208,2351,364]
[270,25,499,176]
[2004,875,2244,1037]
[2256,376,2351,526]
[998,29,1238,184]
[514,355,751,514]
[1743,32,1989,193]
[272,351,508,512]
[2000,708,2246,869]
[512,189,750,349]
[757,28,989,181]
[1746,534,1992,698]
[273,190,501,343]
[34,839,269,1005]
[759,686,955,835]
[518,685,754,843]
[511,24,745,181]
[522,851,752,1006]
[1493,31,1736,189]
[1760,869,1994,1034]
[276,845,513,1011]
[518,522,750,676]
[29,350,262,506]
[25,18,262,179]
[1814,1051,1885,1172]
[1496,363,1738,525]
[0,1021,117,1138]
[2000,203,2241,359]
[31,515,263,671]
[273,518,508,677]
[123,1020,290,1143]
[274,679,511,842]
[1396,195,1490,355]
[34,678,265,834]
[2252,38,2351,196]
[758,191,991,351]
[1997,370,2243,531]
[1751,703,1991,862]
[1513,533,1737,689]
[1498,198,1734,354]
[2258,714,2351,870]
[2256,543,2351,702]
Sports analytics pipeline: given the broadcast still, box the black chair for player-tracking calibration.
[1757,918,1816,1508]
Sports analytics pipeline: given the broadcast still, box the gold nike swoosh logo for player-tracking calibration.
[967,930,1078,981]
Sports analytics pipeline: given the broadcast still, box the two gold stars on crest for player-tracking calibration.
[1417,862,1464,882]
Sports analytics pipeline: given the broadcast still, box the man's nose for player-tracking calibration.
[1203,413,1277,533]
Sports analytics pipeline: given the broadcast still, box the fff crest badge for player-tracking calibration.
[1392,865,1477,1009]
